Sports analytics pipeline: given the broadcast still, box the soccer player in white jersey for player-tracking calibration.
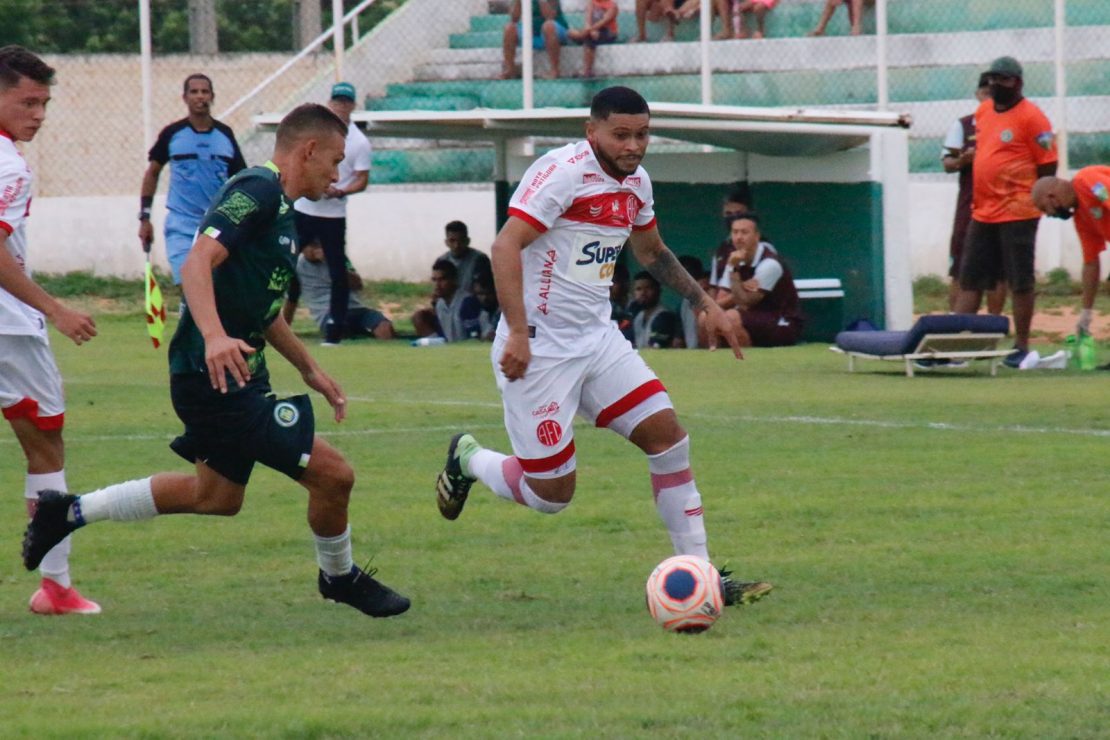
[0,46,101,615]
[436,86,772,607]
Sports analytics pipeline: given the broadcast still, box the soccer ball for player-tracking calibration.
[645,555,724,633]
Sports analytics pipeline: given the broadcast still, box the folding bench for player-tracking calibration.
[831,314,1012,377]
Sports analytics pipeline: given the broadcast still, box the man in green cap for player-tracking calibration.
[953,56,1058,368]
[287,82,372,345]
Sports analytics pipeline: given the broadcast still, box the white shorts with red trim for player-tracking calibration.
[492,323,673,475]
[0,333,65,430]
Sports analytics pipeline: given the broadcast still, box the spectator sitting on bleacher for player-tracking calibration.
[632,271,682,349]
[432,258,481,342]
[673,0,736,40]
[734,0,778,40]
[567,0,619,78]
[723,214,803,347]
[291,241,395,342]
[708,187,753,309]
[470,273,501,341]
[809,0,871,37]
[677,255,709,348]
[609,261,636,343]
[635,0,729,41]
[503,0,569,79]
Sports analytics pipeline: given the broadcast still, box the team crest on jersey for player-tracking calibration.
[536,419,563,447]
[279,199,290,215]
[216,190,259,224]
[1000,129,1014,143]
[625,194,641,224]
[274,401,299,428]
[1092,182,1109,203]
[1035,132,1055,150]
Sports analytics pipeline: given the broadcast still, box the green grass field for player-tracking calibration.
[2,316,1108,737]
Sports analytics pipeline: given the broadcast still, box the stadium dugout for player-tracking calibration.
[254,103,914,334]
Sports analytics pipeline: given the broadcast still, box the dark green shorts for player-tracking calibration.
[169,373,315,486]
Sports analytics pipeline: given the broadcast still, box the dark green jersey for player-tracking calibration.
[168,161,297,383]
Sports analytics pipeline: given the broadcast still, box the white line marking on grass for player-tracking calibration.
[686,412,1110,438]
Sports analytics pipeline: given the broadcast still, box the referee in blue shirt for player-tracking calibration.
[139,74,246,285]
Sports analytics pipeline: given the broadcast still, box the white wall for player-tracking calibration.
[26,181,1084,282]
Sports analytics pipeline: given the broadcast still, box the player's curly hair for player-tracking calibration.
[0,45,55,90]
[591,86,650,121]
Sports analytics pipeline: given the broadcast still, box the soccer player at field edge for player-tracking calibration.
[0,45,101,615]
[23,103,410,618]
[435,86,772,608]
[139,73,246,285]
[1032,167,1110,338]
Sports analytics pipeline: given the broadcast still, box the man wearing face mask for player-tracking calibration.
[1032,168,1110,337]
[953,56,1057,369]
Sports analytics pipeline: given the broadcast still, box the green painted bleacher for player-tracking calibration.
[451,1,1110,48]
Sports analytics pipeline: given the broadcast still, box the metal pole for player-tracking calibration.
[139,0,153,153]
[699,0,711,104]
[333,0,345,81]
[875,0,888,110]
[521,0,534,109]
[1054,0,1068,174]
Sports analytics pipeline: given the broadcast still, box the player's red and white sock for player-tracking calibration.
[314,525,354,577]
[467,449,567,513]
[72,477,157,525]
[27,470,72,588]
[648,436,710,561]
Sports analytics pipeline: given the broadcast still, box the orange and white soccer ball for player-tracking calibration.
[645,555,725,633]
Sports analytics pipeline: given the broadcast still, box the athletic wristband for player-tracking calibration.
[139,208,151,221]
[140,196,153,221]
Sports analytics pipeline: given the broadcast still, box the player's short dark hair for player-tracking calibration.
[445,220,469,239]
[432,258,458,280]
[275,103,347,150]
[730,211,761,230]
[633,270,659,288]
[0,45,55,90]
[591,86,650,121]
[678,255,706,280]
[183,73,213,95]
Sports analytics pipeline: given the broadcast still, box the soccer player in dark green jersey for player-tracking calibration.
[22,104,409,618]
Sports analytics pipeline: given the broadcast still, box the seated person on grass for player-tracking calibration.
[288,241,394,343]
[567,0,619,78]
[468,273,501,341]
[631,270,682,349]
[722,214,803,347]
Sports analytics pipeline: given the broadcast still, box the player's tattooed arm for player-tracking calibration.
[629,228,712,313]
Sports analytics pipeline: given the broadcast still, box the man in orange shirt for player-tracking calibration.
[1032,167,1110,336]
[954,56,1057,368]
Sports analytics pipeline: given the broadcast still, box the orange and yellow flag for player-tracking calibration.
[143,244,165,348]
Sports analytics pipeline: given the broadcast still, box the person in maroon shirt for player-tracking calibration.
[723,213,802,347]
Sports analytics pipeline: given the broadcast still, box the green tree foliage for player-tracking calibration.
[0,0,407,54]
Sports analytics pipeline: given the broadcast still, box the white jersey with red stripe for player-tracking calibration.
[0,132,44,337]
[500,140,656,358]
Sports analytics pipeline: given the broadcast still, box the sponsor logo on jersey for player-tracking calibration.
[532,401,560,418]
[589,204,603,217]
[536,249,556,315]
[274,401,299,427]
[583,173,604,184]
[216,190,259,224]
[625,176,641,187]
[530,163,558,190]
[520,187,536,205]
[1036,131,1055,151]
[536,419,563,447]
[566,235,624,285]
[1092,182,1109,203]
[0,176,25,216]
[1000,129,1014,143]
[566,150,591,165]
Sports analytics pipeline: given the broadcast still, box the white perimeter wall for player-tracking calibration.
[25,181,1084,282]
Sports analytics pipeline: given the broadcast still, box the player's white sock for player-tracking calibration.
[468,449,567,513]
[314,525,354,577]
[27,471,72,588]
[648,436,710,561]
[72,477,157,525]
